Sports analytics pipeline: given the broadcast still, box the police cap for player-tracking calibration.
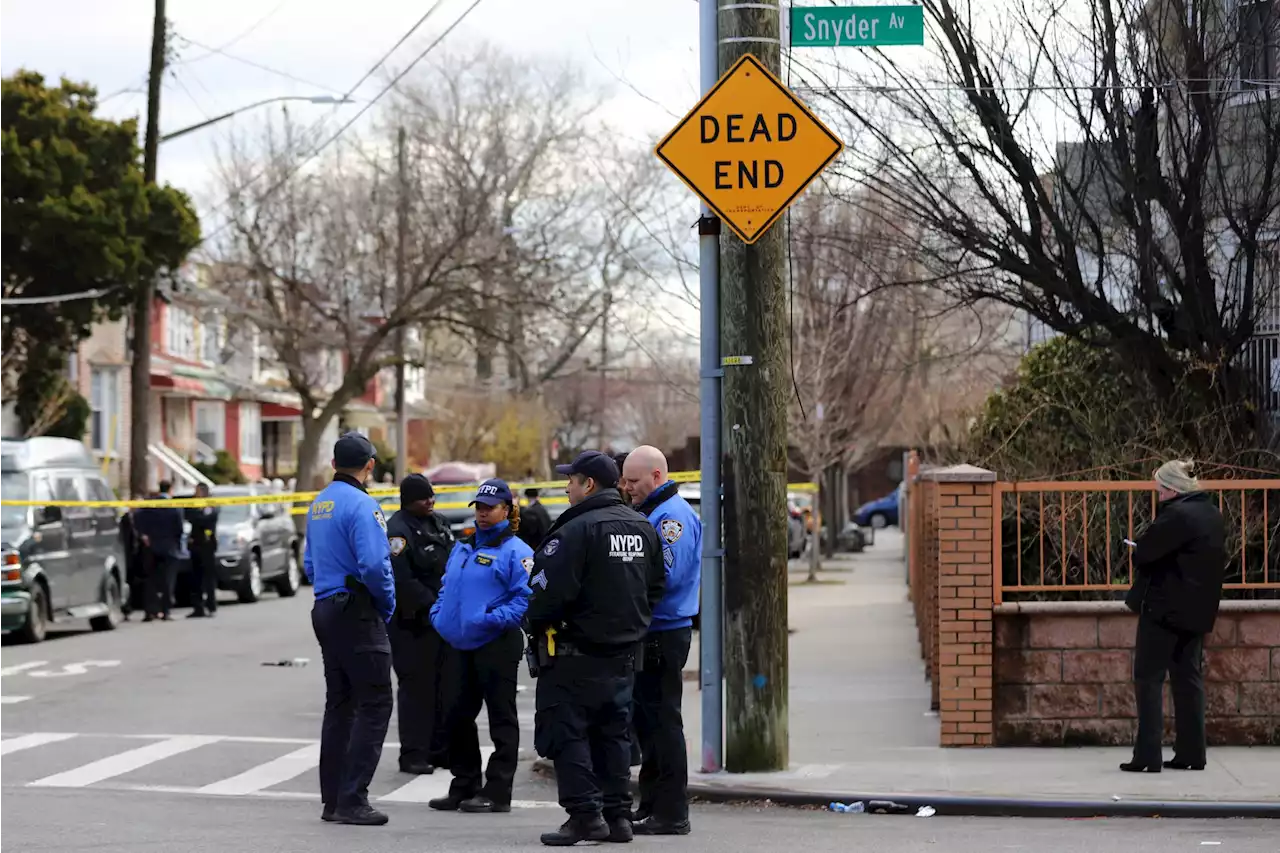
[333,432,376,469]
[555,450,619,488]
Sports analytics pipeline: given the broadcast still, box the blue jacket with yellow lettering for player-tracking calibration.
[638,480,702,632]
[303,473,396,622]
[430,521,531,651]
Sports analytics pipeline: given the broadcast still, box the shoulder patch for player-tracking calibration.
[531,569,548,590]
[521,556,534,574]
[660,518,684,544]
[543,538,561,557]
[373,507,388,533]
[389,536,407,556]
[664,545,675,568]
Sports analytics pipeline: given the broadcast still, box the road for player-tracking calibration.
[3,588,1277,851]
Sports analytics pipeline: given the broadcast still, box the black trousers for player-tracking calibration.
[144,551,175,617]
[634,627,692,821]
[439,628,523,804]
[388,616,446,766]
[535,653,635,821]
[1133,614,1206,765]
[189,547,219,614]
[312,592,394,811]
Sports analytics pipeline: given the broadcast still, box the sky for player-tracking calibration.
[1,0,708,339]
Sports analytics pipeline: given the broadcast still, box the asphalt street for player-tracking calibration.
[3,586,1277,851]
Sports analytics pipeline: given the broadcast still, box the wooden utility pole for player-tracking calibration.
[394,126,409,481]
[719,0,790,772]
[128,0,167,495]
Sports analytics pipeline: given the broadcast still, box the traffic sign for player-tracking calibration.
[654,53,844,244]
[790,6,925,48]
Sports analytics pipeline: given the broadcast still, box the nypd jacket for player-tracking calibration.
[303,473,396,622]
[526,490,666,653]
[387,509,453,622]
[184,505,219,552]
[430,521,532,652]
[637,480,702,632]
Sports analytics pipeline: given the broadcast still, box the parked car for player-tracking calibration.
[0,437,128,642]
[175,485,301,604]
[852,490,900,528]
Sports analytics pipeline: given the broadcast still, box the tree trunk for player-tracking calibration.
[806,476,822,582]
[720,4,789,773]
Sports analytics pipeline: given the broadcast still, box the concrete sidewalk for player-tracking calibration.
[680,531,1280,811]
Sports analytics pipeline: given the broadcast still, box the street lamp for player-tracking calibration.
[159,95,354,143]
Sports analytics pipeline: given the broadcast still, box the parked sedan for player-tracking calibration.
[176,486,302,604]
[852,490,900,528]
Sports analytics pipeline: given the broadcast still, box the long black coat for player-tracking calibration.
[1127,491,1226,634]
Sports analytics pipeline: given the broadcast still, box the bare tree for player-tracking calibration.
[790,0,1280,431]
[787,189,923,580]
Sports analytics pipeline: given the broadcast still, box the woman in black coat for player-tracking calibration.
[1122,460,1226,773]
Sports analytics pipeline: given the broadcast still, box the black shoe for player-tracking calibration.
[628,808,650,823]
[399,760,435,775]
[187,611,207,618]
[632,817,692,836]
[334,804,389,826]
[428,795,464,812]
[206,610,216,618]
[606,817,634,843]
[460,795,510,814]
[541,816,610,846]
[1163,758,1206,770]
[321,805,337,822]
[143,615,156,623]
[1119,761,1161,773]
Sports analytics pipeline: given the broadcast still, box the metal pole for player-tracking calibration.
[394,126,409,481]
[697,0,724,775]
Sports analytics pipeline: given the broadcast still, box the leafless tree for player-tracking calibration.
[789,0,1280,429]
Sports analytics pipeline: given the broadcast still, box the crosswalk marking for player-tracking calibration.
[29,735,223,788]
[0,661,48,677]
[378,747,494,804]
[1,695,32,704]
[197,743,321,795]
[1,732,77,756]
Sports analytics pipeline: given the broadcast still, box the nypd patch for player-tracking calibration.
[374,508,388,533]
[543,538,561,557]
[531,570,548,590]
[660,519,683,544]
[521,556,534,574]
[389,536,407,556]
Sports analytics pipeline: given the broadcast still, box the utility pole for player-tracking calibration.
[719,0,790,772]
[128,0,167,496]
[596,288,611,447]
[394,126,409,481]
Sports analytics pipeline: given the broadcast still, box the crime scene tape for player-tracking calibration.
[0,469,819,511]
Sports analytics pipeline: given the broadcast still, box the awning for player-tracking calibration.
[262,402,303,419]
[151,374,205,394]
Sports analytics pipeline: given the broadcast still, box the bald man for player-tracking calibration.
[620,446,701,835]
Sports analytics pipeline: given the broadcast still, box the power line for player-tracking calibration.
[2,286,119,306]
[173,34,347,97]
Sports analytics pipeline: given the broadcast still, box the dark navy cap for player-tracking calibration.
[400,473,434,504]
[555,450,619,488]
[470,478,513,507]
[333,432,376,469]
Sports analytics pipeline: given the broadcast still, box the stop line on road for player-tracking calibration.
[1,732,556,809]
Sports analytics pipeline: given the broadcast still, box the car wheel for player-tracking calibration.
[870,512,888,529]
[275,548,301,597]
[90,574,124,632]
[237,552,263,603]
[17,584,49,644]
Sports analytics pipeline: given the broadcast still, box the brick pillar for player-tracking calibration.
[927,465,996,746]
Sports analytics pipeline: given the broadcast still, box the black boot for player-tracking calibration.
[334,804,389,825]
[606,816,634,843]
[399,759,435,775]
[632,816,692,836]
[540,815,610,847]
[460,795,510,814]
[1118,760,1161,773]
[428,795,465,811]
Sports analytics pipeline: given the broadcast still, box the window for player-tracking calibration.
[239,402,263,463]
[90,366,122,454]
[53,474,83,502]
[194,401,226,450]
[200,312,224,364]
[1240,1,1279,88]
[166,305,197,359]
[86,477,114,502]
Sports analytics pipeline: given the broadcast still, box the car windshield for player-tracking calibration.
[1,472,29,526]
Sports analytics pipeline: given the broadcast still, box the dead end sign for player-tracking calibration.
[654,53,844,244]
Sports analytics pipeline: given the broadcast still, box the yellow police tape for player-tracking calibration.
[0,469,818,511]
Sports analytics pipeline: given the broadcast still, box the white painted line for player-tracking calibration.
[0,732,77,756]
[1,695,31,704]
[0,661,48,677]
[115,733,321,745]
[28,660,121,678]
[377,771,453,803]
[29,735,222,787]
[117,784,558,808]
[198,744,321,795]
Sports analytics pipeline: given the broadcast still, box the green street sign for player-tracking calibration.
[790,5,925,47]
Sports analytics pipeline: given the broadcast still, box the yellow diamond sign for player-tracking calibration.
[655,53,844,244]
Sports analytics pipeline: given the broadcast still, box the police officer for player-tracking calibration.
[386,473,453,775]
[303,432,396,827]
[621,445,701,835]
[184,483,219,618]
[518,487,553,549]
[526,451,666,846]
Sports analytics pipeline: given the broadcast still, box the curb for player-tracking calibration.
[685,782,1280,819]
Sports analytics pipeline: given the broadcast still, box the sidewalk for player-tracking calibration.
[680,531,1280,814]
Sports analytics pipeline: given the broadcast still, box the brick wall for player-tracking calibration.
[994,603,1280,746]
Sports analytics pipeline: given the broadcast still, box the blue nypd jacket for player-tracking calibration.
[638,480,702,632]
[303,473,396,622]
[430,521,532,651]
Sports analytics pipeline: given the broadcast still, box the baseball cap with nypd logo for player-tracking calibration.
[469,478,513,507]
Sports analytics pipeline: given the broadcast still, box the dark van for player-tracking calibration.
[1,437,129,642]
